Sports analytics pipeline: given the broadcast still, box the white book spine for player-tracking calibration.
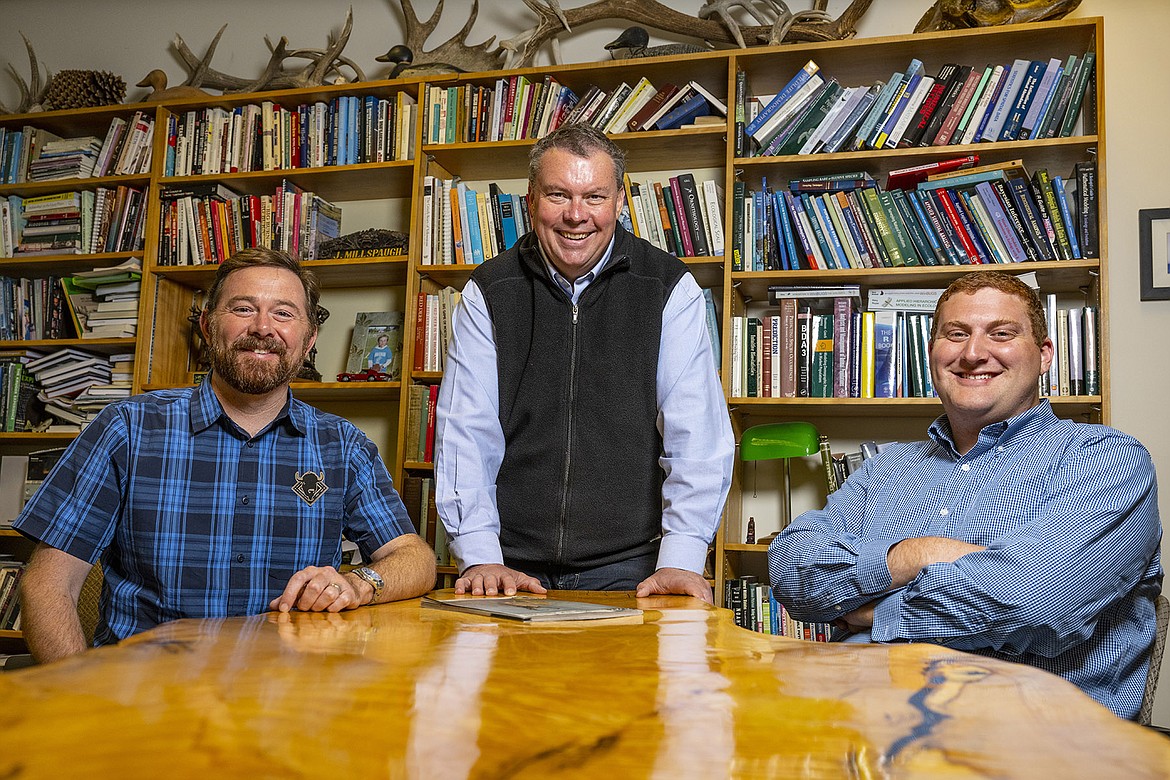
[702,179,725,256]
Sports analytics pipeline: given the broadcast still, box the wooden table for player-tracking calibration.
[2,591,1169,778]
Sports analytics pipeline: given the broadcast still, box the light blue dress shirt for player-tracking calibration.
[435,235,734,575]
[768,400,1163,719]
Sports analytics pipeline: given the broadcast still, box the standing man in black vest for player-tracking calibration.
[435,124,734,602]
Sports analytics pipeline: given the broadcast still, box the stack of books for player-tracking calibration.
[25,348,115,430]
[0,347,44,432]
[27,136,102,181]
[62,259,142,339]
[16,191,83,256]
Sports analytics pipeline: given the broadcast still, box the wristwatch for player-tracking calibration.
[350,566,385,604]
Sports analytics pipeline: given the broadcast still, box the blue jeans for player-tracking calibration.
[523,549,658,591]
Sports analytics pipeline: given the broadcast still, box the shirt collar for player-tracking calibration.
[537,232,618,301]
[929,399,1059,459]
[190,372,303,437]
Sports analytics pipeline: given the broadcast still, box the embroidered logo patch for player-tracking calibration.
[292,470,328,505]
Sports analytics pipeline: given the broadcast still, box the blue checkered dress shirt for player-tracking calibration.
[15,379,415,646]
[769,400,1163,719]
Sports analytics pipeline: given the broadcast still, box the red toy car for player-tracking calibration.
[336,368,392,382]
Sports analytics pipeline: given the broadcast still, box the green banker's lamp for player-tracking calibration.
[739,422,820,533]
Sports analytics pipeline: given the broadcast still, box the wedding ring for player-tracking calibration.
[329,583,342,592]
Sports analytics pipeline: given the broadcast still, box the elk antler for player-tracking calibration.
[499,0,873,68]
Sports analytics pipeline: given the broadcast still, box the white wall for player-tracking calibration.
[5,0,1170,724]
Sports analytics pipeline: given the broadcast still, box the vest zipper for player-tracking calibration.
[556,302,579,564]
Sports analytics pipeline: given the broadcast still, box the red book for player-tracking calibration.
[933,189,982,263]
[885,154,978,190]
[668,176,695,257]
[412,292,427,372]
[423,383,439,462]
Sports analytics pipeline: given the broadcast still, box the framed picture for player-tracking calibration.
[344,311,404,378]
[1139,208,1170,301]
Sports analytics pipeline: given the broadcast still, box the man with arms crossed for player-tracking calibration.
[436,124,734,602]
[769,271,1162,719]
[16,248,435,662]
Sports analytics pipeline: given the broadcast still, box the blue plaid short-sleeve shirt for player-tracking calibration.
[15,379,415,646]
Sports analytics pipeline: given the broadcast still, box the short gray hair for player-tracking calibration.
[529,123,627,191]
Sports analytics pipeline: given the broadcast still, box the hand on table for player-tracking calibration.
[269,565,363,613]
[455,564,547,596]
[636,567,714,604]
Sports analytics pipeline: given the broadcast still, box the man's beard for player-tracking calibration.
[208,330,307,395]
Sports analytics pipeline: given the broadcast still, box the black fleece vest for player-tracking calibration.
[471,227,688,569]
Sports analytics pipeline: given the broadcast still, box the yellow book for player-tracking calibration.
[860,310,875,398]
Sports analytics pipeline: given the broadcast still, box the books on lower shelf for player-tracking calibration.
[400,475,450,566]
[624,173,725,258]
[14,348,134,431]
[732,285,1098,400]
[0,185,149,258]
[741,48,1094,158]
[723,577,829,641]
[156,179,341,265]
[422,594,643,622]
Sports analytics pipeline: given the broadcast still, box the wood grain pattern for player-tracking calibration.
[2,591,1167,778]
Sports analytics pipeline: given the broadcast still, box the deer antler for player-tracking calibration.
[396,0,505,74]
[171,11,363,94]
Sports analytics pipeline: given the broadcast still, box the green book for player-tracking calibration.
[889,189,939,266]
[878,189,921,266]
[809,312,835,398]
[1058,51,1095,137]
[773,81,843,156]
[860,188,905,267]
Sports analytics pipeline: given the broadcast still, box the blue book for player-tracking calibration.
[702,287,721,370]
[498,191,520,250]
[772,190,798,270]
[752,187,765,270]
[903,188,949,265]
[655,93,710,130]
[873,311,897,398]
[745,60,820,140]
[975,181,1028,263]
[852,74,902,151]
[999,59,1046,141]
[462,186,484,264]
[915,189,965,265]
[871,61,923,148]
[1051,175,1082,259]
[1018,58,1063,141]
[981,59,1029,142]
[970,67,1008,143]
[946,189,994,264]
[810,194,849,270]
[782,190,816,270]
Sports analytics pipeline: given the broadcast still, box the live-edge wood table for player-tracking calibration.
[2,590,1168,778]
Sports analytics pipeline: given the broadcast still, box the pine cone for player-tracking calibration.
[41,70,126,110]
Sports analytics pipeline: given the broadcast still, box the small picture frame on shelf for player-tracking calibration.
[1139,208,1170,301]
[344,311,404,379]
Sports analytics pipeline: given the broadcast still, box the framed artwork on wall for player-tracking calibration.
[1139,208,1170,300]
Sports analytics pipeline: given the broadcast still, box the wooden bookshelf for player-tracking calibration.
[0,16,1106,608]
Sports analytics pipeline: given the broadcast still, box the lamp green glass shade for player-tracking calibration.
[739,422,819,462]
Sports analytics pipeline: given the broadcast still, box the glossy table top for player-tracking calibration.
[2,591,1169,778]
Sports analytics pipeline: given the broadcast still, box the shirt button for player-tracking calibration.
[236,554,245,563]
[997,446,1005,452]
[247,441,255,448]
[242,496,249,505]
[961,464,971,472]
[940,508,949,516]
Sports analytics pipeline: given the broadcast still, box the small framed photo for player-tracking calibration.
[1139,208,1170,301]
[344,311,404,378]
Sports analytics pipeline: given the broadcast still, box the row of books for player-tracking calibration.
[737,48,1094,157]
[401,475,451,567]
[0,186,150,258]
[625,173,725,259]
[723,576,830,641]
[0,275,74,341]
[0,351,39,433]
[404,383,439,466]
[19,348,134,432]
[731,286,1100,399]
[565,78,727,138]
[420,177,529,266]
[412,287,459,374]
[0,562,23,631]
[163,93,418,177]
[156,181,341,266]
[731,159,1096,273]
[0,113,154,184]
[423,75,578,146]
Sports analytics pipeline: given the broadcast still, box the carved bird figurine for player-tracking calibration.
[603,26,710,60]
[136,69,210,102]
[376,45,465,79]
